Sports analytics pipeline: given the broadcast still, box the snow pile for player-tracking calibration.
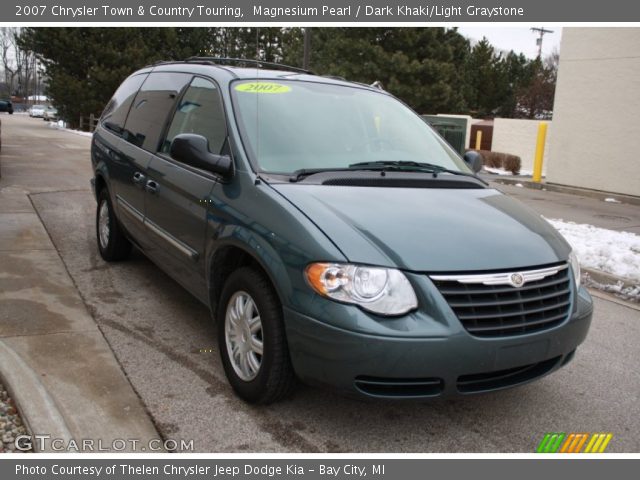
[546,218,640,282]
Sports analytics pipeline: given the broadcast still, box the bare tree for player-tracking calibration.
[514,50,559,120]
[544,47,560,83]
[0,27,18,96]
[0,27,38,100]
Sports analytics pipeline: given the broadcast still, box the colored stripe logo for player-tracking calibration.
[537,433,613,453]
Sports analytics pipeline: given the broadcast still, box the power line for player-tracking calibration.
[531,27,554,58]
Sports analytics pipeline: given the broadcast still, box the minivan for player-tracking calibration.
[0,99,13,114]
[91,58,593,404]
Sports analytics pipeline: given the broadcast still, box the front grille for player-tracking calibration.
[354,376,443,398]
[431,264,572,337]
[457,356,562,393]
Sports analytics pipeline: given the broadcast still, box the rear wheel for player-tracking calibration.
[217,267,295,404]
[96,188,131,261]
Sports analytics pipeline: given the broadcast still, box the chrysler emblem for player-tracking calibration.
[509,273,525,288]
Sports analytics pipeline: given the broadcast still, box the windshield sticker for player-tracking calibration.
[235,82,291,94]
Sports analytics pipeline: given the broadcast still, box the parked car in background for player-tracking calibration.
[43,107,58,121]
[0,99,13,114]
[91,58,593,404]
[29,105,46,117]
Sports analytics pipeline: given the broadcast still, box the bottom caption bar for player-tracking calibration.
[1,459,631,480]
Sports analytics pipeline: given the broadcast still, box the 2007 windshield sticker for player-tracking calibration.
[235,82,291,94]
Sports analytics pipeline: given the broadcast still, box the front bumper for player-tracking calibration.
[284,283,593,399]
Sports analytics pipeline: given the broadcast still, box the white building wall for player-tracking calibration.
[492,118,551,174]
[546,28,640,196]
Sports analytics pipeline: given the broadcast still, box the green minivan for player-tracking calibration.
[91,58,593,403]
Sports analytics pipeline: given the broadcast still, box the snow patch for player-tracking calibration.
[584,277,640,302]
[482,167,534,177]
[48,120,93,138]
[483,166,513,176]
[545,218,640,282]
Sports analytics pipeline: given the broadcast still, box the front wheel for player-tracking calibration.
[96,188,131,261]
[217,267,295,404]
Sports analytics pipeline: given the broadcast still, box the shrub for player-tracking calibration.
[467,149,521,175]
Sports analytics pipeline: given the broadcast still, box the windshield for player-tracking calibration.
[231,80,470,175]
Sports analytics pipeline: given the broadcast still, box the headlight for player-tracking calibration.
[569,251,581,288]
[305,263,418,316]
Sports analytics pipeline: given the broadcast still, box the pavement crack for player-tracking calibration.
[97,316,320,452]
[28,189,92,196]
[0,329,98,339]
[0,248,54,252]
[27,187,321,452]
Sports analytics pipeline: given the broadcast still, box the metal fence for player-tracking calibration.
[79,114,99,132]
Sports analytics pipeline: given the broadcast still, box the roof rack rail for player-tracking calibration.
[322,75,347,81]
[183,57,313,75]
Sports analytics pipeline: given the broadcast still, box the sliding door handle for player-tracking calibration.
[132,172,146,184]
[145,180,159,194]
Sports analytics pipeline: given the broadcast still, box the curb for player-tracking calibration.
[0,340,72,452]
[490,177,640,206]
[582,267,639,303]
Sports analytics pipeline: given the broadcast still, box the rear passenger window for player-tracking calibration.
[122,72,192,152]
[101,74,147,134]
[162,77,227,155]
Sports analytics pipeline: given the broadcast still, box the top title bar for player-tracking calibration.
[6,0,640,22]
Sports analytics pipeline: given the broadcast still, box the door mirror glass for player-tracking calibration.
[170,134,232,177]
[463,151,484,173]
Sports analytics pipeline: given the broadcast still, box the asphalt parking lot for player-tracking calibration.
[2,114,639,452]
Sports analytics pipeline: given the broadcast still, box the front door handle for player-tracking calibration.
[133,172,145,184]
[145,180,159,194]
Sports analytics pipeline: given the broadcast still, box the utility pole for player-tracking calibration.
[303,28,311,70]
[531,27,554,58]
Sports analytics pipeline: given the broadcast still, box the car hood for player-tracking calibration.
[271,184,571,272]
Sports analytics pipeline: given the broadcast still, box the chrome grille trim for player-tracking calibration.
[430,264,567,286]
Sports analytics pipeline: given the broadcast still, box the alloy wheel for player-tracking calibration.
[224,291,264,381]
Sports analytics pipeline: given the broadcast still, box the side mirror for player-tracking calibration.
[463,151,483,173]
[170,134,233,177]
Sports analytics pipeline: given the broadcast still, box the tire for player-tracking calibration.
[217,267,295,404]
[96,188,132,261]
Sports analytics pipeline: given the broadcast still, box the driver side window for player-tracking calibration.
[162,77,227,155]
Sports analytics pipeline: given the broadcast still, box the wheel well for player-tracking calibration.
[209,246,272,314]
[94,174,107,197]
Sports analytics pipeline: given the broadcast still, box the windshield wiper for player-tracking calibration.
[348,161,487,184]
[289,166,383,182]
[289,161,487,184]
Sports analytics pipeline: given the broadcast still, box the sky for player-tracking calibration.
[457,27,562,59]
